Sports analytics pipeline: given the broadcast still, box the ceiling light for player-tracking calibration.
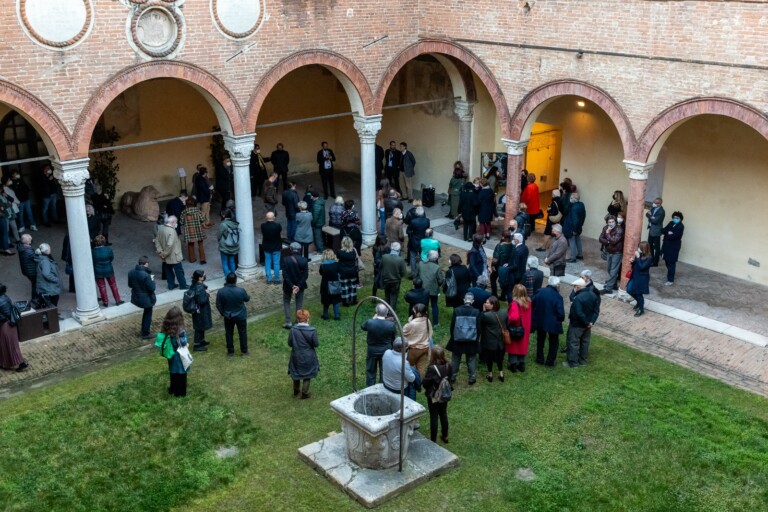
[577,100,586,108]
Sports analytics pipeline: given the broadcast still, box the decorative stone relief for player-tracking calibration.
[211,0,265,40]
[17,0,93,50]
[123,1,185,60]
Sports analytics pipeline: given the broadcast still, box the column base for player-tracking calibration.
[72,307,106,326]
[236,264,260,281]
[361,229,376,248]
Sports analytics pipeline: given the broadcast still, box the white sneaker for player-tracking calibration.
[30,225,38,231]
[664,281,674,286]
[18,227,25,233]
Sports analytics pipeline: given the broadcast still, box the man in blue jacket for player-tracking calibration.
[564,192,586,262]
[531,276,565,366]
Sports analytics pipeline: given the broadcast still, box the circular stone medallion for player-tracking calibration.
[18,0,92,49]
[211,0,263,39]
[131,4,182,58]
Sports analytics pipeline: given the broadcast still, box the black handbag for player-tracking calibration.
[508,325,524,339]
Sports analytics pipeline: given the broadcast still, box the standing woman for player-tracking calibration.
[467,233,487,286]
[189,269,212,352]
[336,236,359,307]
[403,302,432,376]
[92,190,115,245]
[180,198,206,264]
[422,345,452,443]
[662,211,685,286]
[606,190,627,220]
[444,253,472,309]
[295,201,314,259]
[34,243,61,306]
[479,296,506,383]
[218,209,240,276]
[370,235,388,298]
[319,249,342,320]
[538,189,563,252]
[506,284,532,373]
[288,309,319,399]
[328,196,345,230]
[92,235,123,307]
[447,162,466,219]
[476,179,495,243]
[157,306,189,397]
[0,284,28,372]
[627,241,653,317]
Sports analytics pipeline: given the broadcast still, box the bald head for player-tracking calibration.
[266,212,275,221]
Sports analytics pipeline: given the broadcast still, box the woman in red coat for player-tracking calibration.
[506,283,532,373]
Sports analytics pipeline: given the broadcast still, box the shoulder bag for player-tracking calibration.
[494,311,512,345]
[507,302,525,339]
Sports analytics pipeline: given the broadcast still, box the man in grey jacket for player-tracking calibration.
[544,224,568,276]
[154,215,187,290]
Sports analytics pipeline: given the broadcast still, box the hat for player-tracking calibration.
[580,269,592,278]
[289,242,301,251]
[572,278,587,287]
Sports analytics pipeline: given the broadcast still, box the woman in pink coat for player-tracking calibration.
[506,283,532,373]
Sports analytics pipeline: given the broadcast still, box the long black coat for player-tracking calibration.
[531,285,564,334]
[446,304,480,355]
[661,221,685,263]
[628,256,652,295]
[458,183,479,222]
[444,264,472,308]
[190,281,213,331]
[288,324,319,380]
[477,187,495,223]
[319,261,342,306]
[128,265,156,309]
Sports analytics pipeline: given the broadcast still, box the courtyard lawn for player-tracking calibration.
[1,289,767,512]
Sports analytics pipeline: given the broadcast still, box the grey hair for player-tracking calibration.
[513,233,524,243]
[166,215,178,226]
[36,243,51,255]
[427,250,439,263]
[298,201,307,211]
[551,223,562,233]
[527,256,539,269]
[415,206,424,216]
[548,276,560,287]
[335,196,344,205]
[463,292,474,304]
[476,273,490,287]
[393,337,405,352]
[375,303,389,316]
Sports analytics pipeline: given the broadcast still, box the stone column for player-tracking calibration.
[501,138,529,226]
[53,158,104,325]
[620,160,655,289]
[353,114,382,246]
[223,134,258,280]
[454,100,475,175]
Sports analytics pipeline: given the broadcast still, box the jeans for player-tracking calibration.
[264,250,281,282]
[408,250,420,278]
[666,259,677,282]
[535,330,560,366]
[379,208,386,234]
[17,200,36,229]
[630,292,645,311]
[224,316,248,354]
[283,288,305,324]
[605,252,622,291]
[568,235,582,259]
[649,235,661,265]
[429,295,439,326]
[141,308,153,336]
[566,325,591,366]
[384,281,401,311]
[313,227,325,252]
[450,352,477,383]
[41,193,58,224]
[286,219,297,242]
[427,400,449,442]
[221,252,237,276]
[165,262,187,289]
[366,352,384,386]
[322,302,340,319]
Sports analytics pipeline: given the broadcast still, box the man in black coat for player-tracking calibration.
[17,233,37,301]
[406,206,430,279]
[215,156,234,209]
[511,233,529,285]
[269,143,290,191]
[383,189,404,220]
[458,181,479,241]
[446,292,481,385]
[404,277,430,315]
[165,191,188,234]
[282,181,300,242]
[316,141,337,199]
[260,212,283,284]
[467,274,492,311]
[531,276,565,366]
[564,278,600,368]
[383,140,402,193]
[375,142,384,186]
[215,272,251,356]
[128,256,156,339]
[281,243,308,328]
[361,303,397,386]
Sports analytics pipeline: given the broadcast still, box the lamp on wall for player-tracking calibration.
[577,100,586,108]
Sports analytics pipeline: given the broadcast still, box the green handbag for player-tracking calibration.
[155,333,175,360]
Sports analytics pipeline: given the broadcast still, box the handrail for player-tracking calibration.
[351,296,409,472]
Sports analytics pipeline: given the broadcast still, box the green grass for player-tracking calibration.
[1,286,767,512]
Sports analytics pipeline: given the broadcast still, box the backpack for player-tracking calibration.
[444,269,457,298]
[182,287,198,313]
[431,365,452,403]
[453,313,477,342]
[222,225,240,251]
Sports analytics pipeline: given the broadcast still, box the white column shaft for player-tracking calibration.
[224,134,257,279]
[354,115,382,246]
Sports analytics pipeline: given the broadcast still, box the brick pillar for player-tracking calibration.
[53,158,104,325]
[620,160,655,290]
[223,134,258,280]
[353,114,382,246]
[501,138,529,226]
[454,100,475,176]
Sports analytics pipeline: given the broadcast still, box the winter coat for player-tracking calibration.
[628,256,653,295]
[479,310,507,352]
[91,246,116,278]
[218,219,241,255]
[282,189,300,220]
[662,221,685,263]
[385,217,404,246]
[506,300,532,355]
[477,187,496,223]
[282,253,308,293]
[545,235,568,267]
[215,284,250,320]
[190,281,213,331]
[599,224,624,254]
[467,286,491,311]
[288,324,319,380]
[418,260,445,296]
[563,201,586,238]
[402,316,432,351]
[446,304,480,355]
[180,207,206,243]
[155,224,184,264]
[336,249,358,279]
[520,181,541,216]
[406,215,430,253]
[319,260,341,306]
[458,183,479,221]
[531,285,565,334]
[128,265,156,308]
[194,173,212,203]
[523,268,545,297]
[328,204,344,228]
[380,253,406,285]
[511,243,529,284]
[35,254,61,297]
[17,242,36,278]
[401,150,416,177]
[361,317,396,355]
[295,211,313,244]
[492,241,514,269]
[568,286,600,328]
[311,197,326,228]
[260,221,282,253]
[423,363,452,398]
[160,333,188,375]
[544,196,563,236]
[467,246,486,282]
[444,264,472,308]
[404,287,430,313]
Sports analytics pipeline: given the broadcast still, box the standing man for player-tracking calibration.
[165,190,188,234]
[215,272,250,357]
[380,241,407,310]
[384,140,402,194]
[398,142,416,201]
[375,142,385,187]
[10,172,37,232]
[281,242,308,329]
[531,276,564,367]
[260,211,283,285]
[282,180,300,242]
[270,143,290,192]
[311,190,326,253]
[511,232,529,285]
[317,141,337,199]
[406,206,430,279]
[446,292,481,385]
[598,215,624,296]
[17,233,37,300]
[544,224,568,276]
[646,197,665,266]
[250,143,269,197]
[128,255,156,339]
[563,192,586,262]
[563,277,600,368]
[154,215,188,290]
[39,164,60,226]
[215,155,234,210]
[361,303,397,386]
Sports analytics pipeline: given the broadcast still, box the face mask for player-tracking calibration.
[617,218,624,224]
[608,222,616,228]
[653,203,660,208]
[570,197,576,203]
[672,218,680,224]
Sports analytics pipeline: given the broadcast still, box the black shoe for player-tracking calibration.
[468,379,476,386]
[226,353,235,358]
[141,333,154,340]
[535,248,546,252]
[193,346,208,352]
[16,361,28,372]
[301,392,311,399]
[566,258,577,263]
[321,315,329,320]
[486,373,493,383]
[507,362,518,373]
[201,340,210,346]
[634,309,644,317]
[498,373,505,383]
[576,256,584,260]
[518,362,526,373]
[535,359,545,365]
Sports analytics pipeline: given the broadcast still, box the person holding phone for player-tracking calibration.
[626,242,653,317]
[128,255,157,339]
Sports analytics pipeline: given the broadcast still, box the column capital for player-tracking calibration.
[223,133,256,162]
[353,114,382,144]
[501,138,529,156]
[454,100,475,122]
[623,160,655,180]
[53,157,90,197]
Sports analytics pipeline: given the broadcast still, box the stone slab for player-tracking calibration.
[298,432,459,509]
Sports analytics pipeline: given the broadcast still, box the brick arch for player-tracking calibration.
[73,61,245,157]
[510,79,636,158]
[635,97,768,163]
[0,79,72,159]
[245,50,375,129]
[374,39,511,137]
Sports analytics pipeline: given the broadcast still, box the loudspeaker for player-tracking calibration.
[18,306,60,342]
